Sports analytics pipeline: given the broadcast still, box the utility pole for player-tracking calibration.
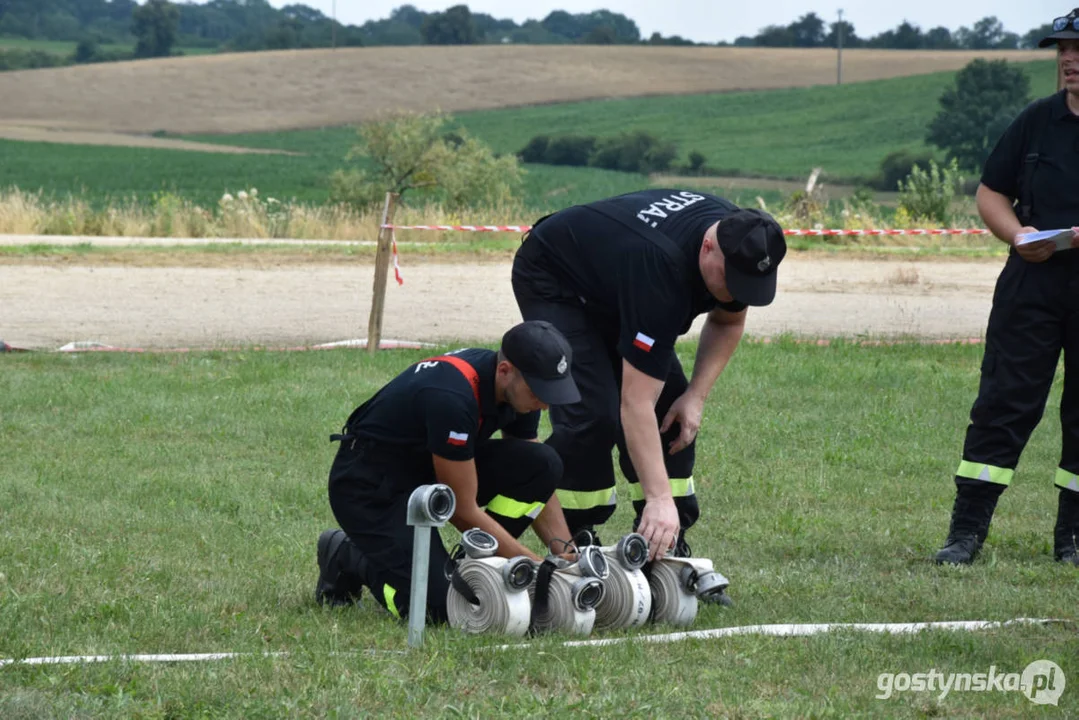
[836,9,844,85]
[332,0,337,49]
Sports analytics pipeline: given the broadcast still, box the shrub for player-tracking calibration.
[544,135,597,166]
[589,130,676,173]
[518,135,550,163]
[898,158,964,224]
[871,150,936,191]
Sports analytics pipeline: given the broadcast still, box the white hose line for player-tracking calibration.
[648,560,698,627]
[446,558,531,636]
[0,618,1064,666]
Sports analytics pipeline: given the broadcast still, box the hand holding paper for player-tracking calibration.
[1015,228,1079,253]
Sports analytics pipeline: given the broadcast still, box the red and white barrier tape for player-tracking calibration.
[382,224,993,236]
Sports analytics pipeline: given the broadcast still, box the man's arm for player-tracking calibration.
[661,307,747,454]
[976,183,1051,263]
[432,455,543,562]
[529,493,575,555]
[621,361,679,560]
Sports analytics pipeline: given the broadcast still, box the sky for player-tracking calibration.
[174,1,1067,44]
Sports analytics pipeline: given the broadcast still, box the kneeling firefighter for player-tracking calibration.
[315,321,583,621]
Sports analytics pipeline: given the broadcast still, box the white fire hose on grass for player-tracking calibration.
[527,545,608,635]
[648,556,730,627]
[592,533,652,631]
[446,529,535,636]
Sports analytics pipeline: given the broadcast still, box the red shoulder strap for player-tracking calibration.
[424,355,482,429]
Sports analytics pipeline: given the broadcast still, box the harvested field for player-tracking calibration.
[0,46,1049,140]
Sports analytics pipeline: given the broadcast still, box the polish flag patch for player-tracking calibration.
[447,431,469,447]
[633,332,655,352]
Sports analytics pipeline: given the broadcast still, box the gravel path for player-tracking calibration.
[0,253,1005,350]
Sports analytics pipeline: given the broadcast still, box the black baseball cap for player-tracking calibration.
[1040,9,1079,47]
[716,208,787,306]
[501,321,581,405]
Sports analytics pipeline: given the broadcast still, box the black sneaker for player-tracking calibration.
[315,529,362,607]
[934,532,980,565]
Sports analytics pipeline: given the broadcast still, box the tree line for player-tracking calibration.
[0,1,1057,54]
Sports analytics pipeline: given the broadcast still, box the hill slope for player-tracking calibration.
[0,46,1051,138]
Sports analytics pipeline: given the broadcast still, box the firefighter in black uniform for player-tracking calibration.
[935,12,1079,566]
[511,189,786,565]
[315,321,582,620]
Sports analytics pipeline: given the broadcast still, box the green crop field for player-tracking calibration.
[0,60,1057,213]
[1,340,1075,717]
[0,37,214,56]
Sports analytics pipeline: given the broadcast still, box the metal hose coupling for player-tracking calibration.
[446,529,536,636]
[405,484,456,648]
[592,533,653,631]
[528,545,608,635]
[648,556,731,627]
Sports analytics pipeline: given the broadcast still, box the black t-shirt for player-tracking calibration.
[527,189,746,379]
[343,348,540,466]
[981,90,1079,231]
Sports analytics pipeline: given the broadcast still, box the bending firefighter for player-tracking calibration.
[935,12,1079,566]
[512,189,787,571]
[315,321,582,620]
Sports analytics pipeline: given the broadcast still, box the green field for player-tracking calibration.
[1,341,1076,717]
[0,59,1058,213]
[0,37,214,56]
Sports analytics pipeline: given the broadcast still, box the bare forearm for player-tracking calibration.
[529,494,573,552]
[621,397,671,502]
[688,314,744,400]
[977,184,1025,245]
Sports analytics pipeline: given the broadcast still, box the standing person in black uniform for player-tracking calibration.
[511,189,787,565]
[934,12,1079,566]
[315,321,582,621]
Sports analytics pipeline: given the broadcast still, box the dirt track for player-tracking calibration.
[0,254,1005,350]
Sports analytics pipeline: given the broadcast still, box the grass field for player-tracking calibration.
[0,37,214,57]
[1,341,1076,717]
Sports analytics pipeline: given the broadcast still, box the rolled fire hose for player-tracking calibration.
[528,545,608,635]
[649,557,731,627]
[593,533,652,631]
[446,529,536,636]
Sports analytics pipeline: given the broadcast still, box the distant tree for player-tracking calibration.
[923,26,956,49]
[824,20,861,48]
[789,12,826,47]
[754,24,795,47]
[132,0,179,58]
[868,21,924,49]
[421,4,479,45]
[583,24,616,44]
[73,37,98,63]
[966,16,1006,49]
[330,112,521,210]
[1022,22,1053,49]
[927,59,1031,172]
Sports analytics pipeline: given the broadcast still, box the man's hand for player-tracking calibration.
[637,496,680,561]
[1013,226,1054,263]
[660,391,704,455]
[1071,226,1079,249]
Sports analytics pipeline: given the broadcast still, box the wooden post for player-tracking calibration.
[367,192,399,354]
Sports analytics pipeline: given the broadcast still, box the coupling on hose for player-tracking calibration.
[648,556,731,626]
[528,545,608,635]
[446,529,536,636]
[593,533,652,631]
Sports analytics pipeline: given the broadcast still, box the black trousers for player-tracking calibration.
[511,241,700,536]
[326,438,561,622]
[960,251,1079,486]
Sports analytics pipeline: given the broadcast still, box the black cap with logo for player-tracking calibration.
[716,208,787,306]
[1040,8,1079,47]
[501,320,581,405]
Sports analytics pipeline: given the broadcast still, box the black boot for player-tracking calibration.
[1054,488,1079,566]
[572,527,602,548]
[315,529,364,607]
[934,480,1005,565]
